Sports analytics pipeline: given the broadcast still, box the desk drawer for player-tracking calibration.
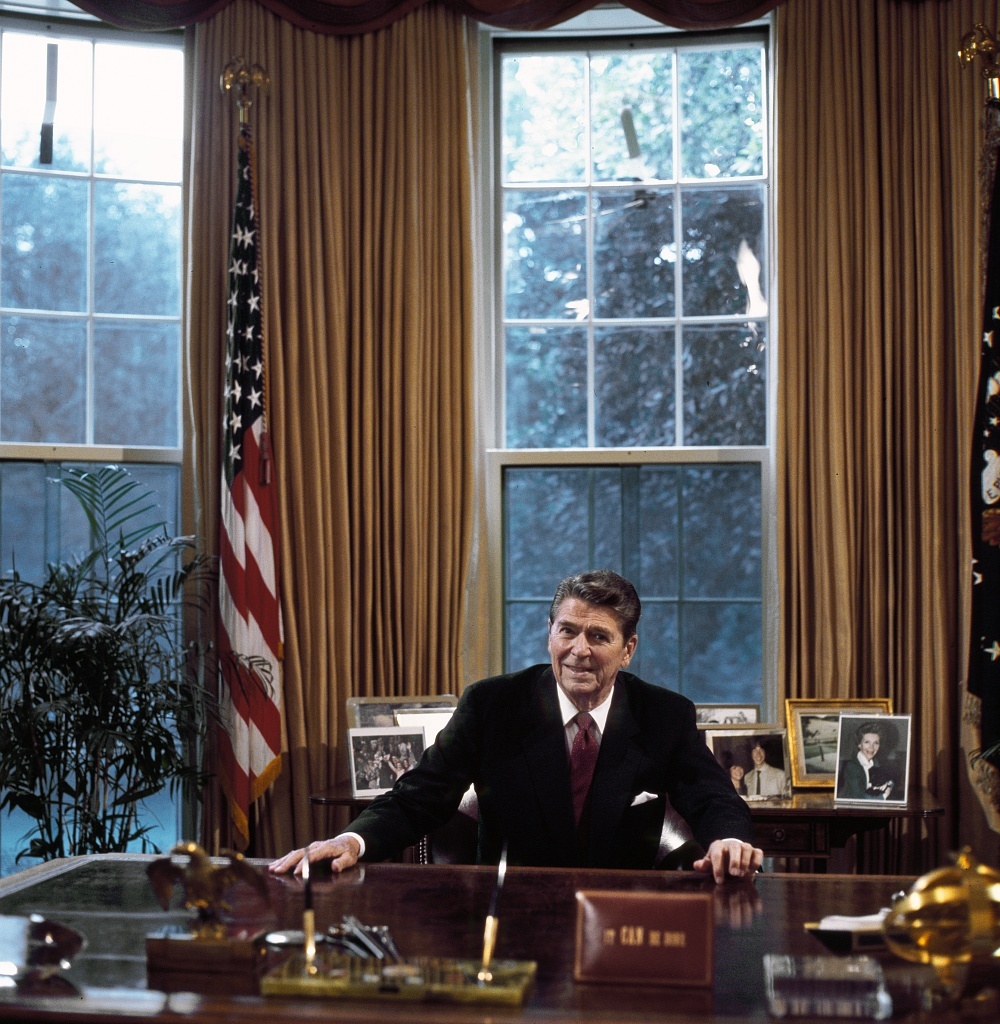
[752,821,818,854]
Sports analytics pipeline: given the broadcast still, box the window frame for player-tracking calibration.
[478,12,779,718]
[0,11,185,465]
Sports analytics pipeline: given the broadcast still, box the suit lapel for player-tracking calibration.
[586,679,642,867]
[520,669,577,860]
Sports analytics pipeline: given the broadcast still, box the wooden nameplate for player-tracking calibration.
[261,952,536,1006]
[146,927,267,995]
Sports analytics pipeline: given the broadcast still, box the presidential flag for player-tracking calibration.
[217,126,283,848]
[968,113,1000,832]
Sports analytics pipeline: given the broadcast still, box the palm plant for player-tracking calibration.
[0,466,216,861]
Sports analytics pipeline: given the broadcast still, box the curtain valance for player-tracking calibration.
[71,0,782,36]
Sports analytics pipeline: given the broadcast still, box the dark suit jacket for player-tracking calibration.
[349,665,753,868]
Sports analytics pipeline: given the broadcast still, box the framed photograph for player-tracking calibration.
[695,703,761,726]
[785,698,894,788]
[834,714,911,806]
[347,726,426,798]
[394,708,455,746]
[345,695,457,728]
[703,725,791,801]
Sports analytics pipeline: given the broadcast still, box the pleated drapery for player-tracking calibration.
[185,0,475,853]
[776,0,999,864]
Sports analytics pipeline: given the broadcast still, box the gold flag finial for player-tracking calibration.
[960,24,1000,104]
[220,57,270,126]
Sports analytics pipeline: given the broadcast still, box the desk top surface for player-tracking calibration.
[0,854,932,1023]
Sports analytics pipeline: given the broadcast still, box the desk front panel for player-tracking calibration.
[0,855,914,1022]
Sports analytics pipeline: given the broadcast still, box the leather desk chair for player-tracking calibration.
[418,788,704,869]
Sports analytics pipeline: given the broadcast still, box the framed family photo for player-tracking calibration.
[704,725,791,801]
[833,714,911,806]
[695,703,761,726]
[347,726,426,798]
[345,695,457,728]
[785,698,893,788]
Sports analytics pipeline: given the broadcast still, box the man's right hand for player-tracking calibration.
[268,835,361,876]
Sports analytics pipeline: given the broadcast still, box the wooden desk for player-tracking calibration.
[311,783,945,873]
[0,853,940,1022]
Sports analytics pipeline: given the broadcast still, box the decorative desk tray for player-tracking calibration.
[803,910,889,955]
[261,952,536,1006]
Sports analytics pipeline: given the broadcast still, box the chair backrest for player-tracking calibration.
[419,789,702,868]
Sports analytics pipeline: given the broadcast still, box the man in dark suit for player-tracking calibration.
[270,570,762,882]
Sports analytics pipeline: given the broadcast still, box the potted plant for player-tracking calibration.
[0,465,216,862]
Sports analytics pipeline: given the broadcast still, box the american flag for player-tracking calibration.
[217,127,283,848]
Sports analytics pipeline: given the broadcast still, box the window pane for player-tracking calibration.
[505,325,587,448]
[1,172,88,311]
[593,188,674,318]
[93,321,179,445]
[638,466,679,597]
[506,600,549,672]
[681,186,765,317]
[502,55,586,184]
[1,314,86,442]
[679,47,764,179]
[681,602,762,702]
[505,467,616,595]
[630,599,678,689]
[0,460,46,581]
[591,52,673,182]
[594,327,674,446]
[1,33,92,172]
[93,43,183,182]
[94,182,181,315]
[682,465,761,598]
[504,190,587,320]
[682,323,766,445]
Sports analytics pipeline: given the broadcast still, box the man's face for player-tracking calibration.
[547,597,636,712]
[859,733,880,760]
[751,745,766,767]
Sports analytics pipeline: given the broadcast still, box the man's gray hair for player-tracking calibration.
[548,569,641,640]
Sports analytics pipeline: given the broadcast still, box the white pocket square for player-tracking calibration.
[630,791,660,807]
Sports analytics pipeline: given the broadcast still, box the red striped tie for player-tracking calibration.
[570,712,599,823]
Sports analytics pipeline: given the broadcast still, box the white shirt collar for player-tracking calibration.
[856,750,874,771]
[555,678,615,734]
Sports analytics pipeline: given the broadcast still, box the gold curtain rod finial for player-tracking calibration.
[959,25,1000,103]
[220,57,270,125]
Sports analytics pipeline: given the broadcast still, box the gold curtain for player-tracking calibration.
[776,0,998,866]
[185,0,475,854]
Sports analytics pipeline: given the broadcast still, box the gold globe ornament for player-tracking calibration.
[881,847,1000,1007]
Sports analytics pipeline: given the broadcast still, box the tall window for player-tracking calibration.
[0,15,184,873]
[493,26,771,707]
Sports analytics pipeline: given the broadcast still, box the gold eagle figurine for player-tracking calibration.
[147,841,270,940]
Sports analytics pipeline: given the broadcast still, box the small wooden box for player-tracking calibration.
[146,928,266,996]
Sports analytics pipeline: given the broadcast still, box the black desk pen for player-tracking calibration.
[478,841,508,984]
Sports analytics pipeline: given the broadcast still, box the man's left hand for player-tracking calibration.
[693,839,763,883]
